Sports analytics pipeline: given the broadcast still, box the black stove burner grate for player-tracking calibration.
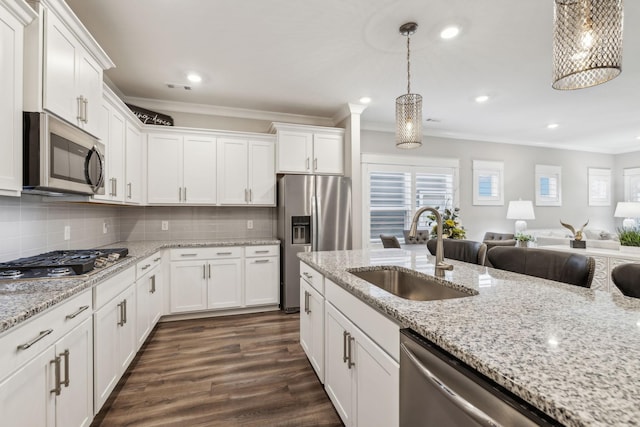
[0,248,129,277]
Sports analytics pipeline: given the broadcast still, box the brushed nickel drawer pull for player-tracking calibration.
[18,329,53,350]
[342,331,349,363]
[154,257,161,262]
[123,299,128,324]
[180,253,198,257]
[61,349,70,387]
[203,264,206,279]
[208,264,211,278]
[216,252,232,255]
[51,356,62,395]
[347,335,355,369]
[151,275,156,293]
[66,305,89,319]
[141,264,151,270]
[255,259,270,263]
[255,250,269,254]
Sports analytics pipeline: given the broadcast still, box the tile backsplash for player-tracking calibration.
[0,195,276,262]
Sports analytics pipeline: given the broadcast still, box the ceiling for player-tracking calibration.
[65,0,640,154]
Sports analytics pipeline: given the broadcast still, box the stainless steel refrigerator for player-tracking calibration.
[277,175,352,312]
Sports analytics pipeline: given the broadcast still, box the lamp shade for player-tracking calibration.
[506,200,536,220]
[614,202,640,218]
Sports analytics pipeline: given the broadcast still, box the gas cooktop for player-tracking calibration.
[0,248,129,280]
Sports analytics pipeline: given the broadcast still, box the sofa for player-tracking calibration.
[526,228,619,250]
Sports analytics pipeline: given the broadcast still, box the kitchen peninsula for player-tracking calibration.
[299,248,640,427]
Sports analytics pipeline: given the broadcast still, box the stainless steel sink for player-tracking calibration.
[348,267,475,301]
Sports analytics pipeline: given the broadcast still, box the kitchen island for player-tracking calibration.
[299,248,640,427]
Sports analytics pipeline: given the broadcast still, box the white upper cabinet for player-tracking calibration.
[125,123,143,204]
[0,0,35,197]
[271,122,345,175]
[93,91,126,203]
[217,137,275,206]
[147,131,217,205]
[24,0,114,137]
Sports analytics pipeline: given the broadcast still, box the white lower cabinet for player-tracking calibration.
[0,292,93,427]
[245,246,279,306]
[300,278,324,383]
[208,258,243,309]
[94,270,136,413]
[135,253,164,348]
[324,302,399,427]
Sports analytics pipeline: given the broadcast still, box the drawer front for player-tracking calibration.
[245,245,279,258]
[0,289,92,382]
[170,247,243,261]
[136,251,163,279]
[94,267,136,309]
[300,261,324,295]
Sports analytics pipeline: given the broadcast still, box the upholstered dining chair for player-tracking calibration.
[379,234,402,248]
[611,263,640,298]
[426,239,487,266]
[403,229,430,244]
[486,246,595,288]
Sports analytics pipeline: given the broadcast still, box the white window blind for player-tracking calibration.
[366,165,457,244]
[624,168,640,202]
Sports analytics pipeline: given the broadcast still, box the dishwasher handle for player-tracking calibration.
[400,343,504,427]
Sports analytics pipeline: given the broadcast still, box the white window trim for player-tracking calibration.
[361,155,460,249]
[588,167,611,206]
[472,160,504,206]
[624,167,640,202]
[535,164,562,206]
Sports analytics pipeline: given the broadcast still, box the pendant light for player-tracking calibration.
[552,0,624,90]
[396,22,422,149]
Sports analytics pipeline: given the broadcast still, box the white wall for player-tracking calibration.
[362,129,618,242]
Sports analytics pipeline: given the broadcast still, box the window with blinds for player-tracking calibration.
[624,168,640,202]
[368,167,456,244]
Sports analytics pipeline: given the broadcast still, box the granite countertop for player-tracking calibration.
[0,238,279,335]
[298,248,640,427]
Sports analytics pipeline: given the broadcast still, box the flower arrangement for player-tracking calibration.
[617,227,640,247]
[515,233,534,247]
[427,207,466,239]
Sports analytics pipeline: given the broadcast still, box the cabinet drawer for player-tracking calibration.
[0,289,92,382]
[136,251,163,279]
[245,245,279,257]
[170,247,242,261]
[300,261,324,294]
[94,267,136,309]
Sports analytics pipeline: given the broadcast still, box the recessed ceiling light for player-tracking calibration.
[475,95,489,103]
[636,136,640,140]
[359,97,371,104]
[440,26,460,40]
[547,123,559,129]
[187,73,202,83]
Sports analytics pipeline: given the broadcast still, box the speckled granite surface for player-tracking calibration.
[0,239,279,335]
[299,248,640,427]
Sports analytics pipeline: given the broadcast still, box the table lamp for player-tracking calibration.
[614,202,640,229]
[506,200,535,234]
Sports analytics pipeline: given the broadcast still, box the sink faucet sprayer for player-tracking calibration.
[408,207,453,277]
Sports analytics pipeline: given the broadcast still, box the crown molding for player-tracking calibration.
[122,96,335,126]
[332,103,368,124]
[2,0,36,24]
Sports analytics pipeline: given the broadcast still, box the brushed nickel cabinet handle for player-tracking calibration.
[141,264,151,270]
[347,335,355,369]
[51,356,62,395]
[61,349,70,387]
[254,259,270,264]
[306,157,310,170]
[180,253,198,257]
[244,188,248,202]
[113,178,117,197]
[216,252,232,256]
[342,331,349,364]
[66,305,89,320]
[179,187,182,202]
[255,250,269,254]
[150,275,156,293]
[76,96,83,121]
[83,98,89,123]
[249,189,252,203]
[208,264,211,278]
[117,302,124,326]
[314,158,318,170]
[203,264,206,279]
[17,329,53,350]
[153,257,161,262]
[184,187,187,202]
[127,183,132,199]
[123,299,127,324]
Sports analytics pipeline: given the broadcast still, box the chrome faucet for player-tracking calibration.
[408,207,453,277]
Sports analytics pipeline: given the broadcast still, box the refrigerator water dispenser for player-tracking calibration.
[291,216,311,244]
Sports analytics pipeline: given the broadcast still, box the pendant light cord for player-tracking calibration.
[406,34,411,94]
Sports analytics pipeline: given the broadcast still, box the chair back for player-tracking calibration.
[426,239,487,265]
[403,230,429,244]
[483,231,516,249]
[379,234,401,248]
[611,263,640,298]
[487,247,595,288]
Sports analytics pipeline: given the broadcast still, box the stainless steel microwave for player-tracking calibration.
[23,112,105,196]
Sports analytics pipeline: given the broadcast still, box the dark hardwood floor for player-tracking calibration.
[92,311,343,427]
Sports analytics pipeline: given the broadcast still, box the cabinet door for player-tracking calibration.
[352,327,399,427]
[135,276,151,349]
[300,280,324,383]
[324,303,354,426]
[92,103,111,202]
[217,138,248,205]
[0,346,55,427]
[147,133,182,204]
[55,318,93,427]
[208,258,243,309]
[313,133,344,174]
[125,124,143,204]
[245,256,279,306]
[0,6,23,196]
[149,270,163,326]
[170,261,208,313]
[93,296,120,412]
[277,130,312,173]
[183,135,217,204]
[248,141,275,205]
[43,10,77,126]
[77,53,102,137]
[107,110,126,202]
[117,286,137,373]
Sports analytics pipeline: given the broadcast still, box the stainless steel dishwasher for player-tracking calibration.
[400,329,561,427]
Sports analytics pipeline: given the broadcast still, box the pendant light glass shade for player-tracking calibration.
[396,93,423,148]
[552,0,624,90]
[395,22,422,149]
